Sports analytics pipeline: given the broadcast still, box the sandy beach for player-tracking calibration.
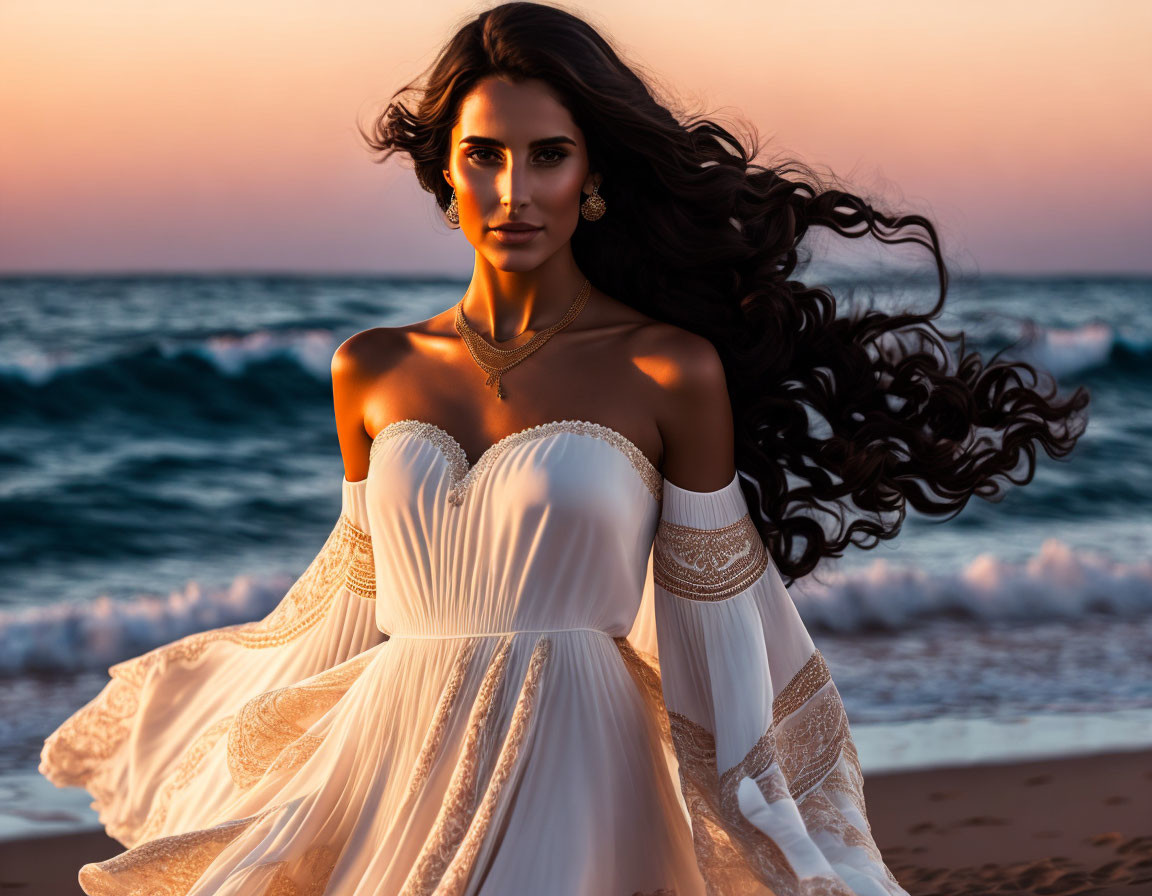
[3,747,1148,895]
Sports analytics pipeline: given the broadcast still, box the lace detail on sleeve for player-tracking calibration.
[39,509,377,832]
[342,516,376,599]
[652,513,769,601]
[662,648,904,895]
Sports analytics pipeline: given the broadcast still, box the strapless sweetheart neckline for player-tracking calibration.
[368,417,664,506]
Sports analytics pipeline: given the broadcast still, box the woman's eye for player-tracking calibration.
[464,148,567,164]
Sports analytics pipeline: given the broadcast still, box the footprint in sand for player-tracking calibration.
[958,815,1011,827]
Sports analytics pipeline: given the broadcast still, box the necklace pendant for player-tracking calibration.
[455,277,589,405]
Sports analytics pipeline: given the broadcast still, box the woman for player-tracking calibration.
[42,3,1089,893]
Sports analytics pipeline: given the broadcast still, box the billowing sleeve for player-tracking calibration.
[39,476,387,847]
[651,471,908,896]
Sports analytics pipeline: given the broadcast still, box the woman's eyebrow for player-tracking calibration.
[459,135,577,148]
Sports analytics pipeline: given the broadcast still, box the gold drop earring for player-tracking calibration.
[580,182,606,221]
[445,188,459,226]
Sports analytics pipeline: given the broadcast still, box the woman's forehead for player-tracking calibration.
[453,76,581,143]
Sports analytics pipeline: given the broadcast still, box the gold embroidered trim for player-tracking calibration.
[368,642,479,875]
[259,843,340,896]
[39,675,139,787]
[614,636,671,746]
[668,708,859,896]
[811,742,905,891]
[134,715,234,844]
[408,641,479,796]
[227,650,374,790]
[263,733,325,782]
[612,641,896,892]
[667,710,806,895]
[40,510,370,839]
[773,650,831,723]
[652,513,769,601]
[342,518,375,599]
[439,636,553,893]
[721,726,791,810]
[658,645,904,895]
[79,811,264,896]
[775,684,850,800]
[370,418,663,506]
[79,802,337,896]
[399,637,514,895]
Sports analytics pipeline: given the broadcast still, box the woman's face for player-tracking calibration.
[443,75,598,273]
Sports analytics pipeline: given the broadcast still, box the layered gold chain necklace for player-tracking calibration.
[454,277,590,399]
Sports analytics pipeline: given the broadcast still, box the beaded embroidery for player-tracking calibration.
[260,842,339,896]
[39,509,371,842]
[652,513,769,600]
[399,637,514,895]
[369,418,663,506]
[654,647,890,896]
[437,636,553,893]
[133,715,234,843]
[406,641,479,797]
[773,649,831,723]
[79,811,264,896]
[227,650,375,790]
[342,517,375,599]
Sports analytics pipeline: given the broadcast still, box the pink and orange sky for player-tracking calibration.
[2,0,1149,275]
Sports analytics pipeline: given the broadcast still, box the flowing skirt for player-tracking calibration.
[72,628,704,896]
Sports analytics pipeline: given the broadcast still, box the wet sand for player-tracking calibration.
[1,747,1149,895]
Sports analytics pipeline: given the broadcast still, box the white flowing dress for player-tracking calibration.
[41,418,909,895]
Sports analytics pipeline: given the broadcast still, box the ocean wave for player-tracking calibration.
[791,538,1152,633]
[0,328,340,419]
[1,538,1149,676]
[1002,321,1152,380]
[1,328,339,387]
[0,574,293,676]
[2,317,1142,398]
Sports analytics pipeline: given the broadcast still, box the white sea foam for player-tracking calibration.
[782,537,1152,631]
[0,328,340,385]
[1,538,1149,675]
[0,574,292,676]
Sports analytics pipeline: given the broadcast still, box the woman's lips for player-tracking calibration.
[490,226,542,245]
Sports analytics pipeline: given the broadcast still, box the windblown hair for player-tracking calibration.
[359,1,1090,586]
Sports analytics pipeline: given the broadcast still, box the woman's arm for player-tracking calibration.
[649,331,909,895]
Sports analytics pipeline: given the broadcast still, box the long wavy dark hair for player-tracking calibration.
[359,0,1090,586]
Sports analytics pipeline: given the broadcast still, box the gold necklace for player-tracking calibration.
[454,278,590,399]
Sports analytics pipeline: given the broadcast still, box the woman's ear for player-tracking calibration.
[582,172,601,194]
[442,169,453,189]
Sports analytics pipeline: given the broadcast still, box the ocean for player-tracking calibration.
[2,272,1150,835]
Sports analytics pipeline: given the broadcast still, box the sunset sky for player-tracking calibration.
[2,0,1149,275]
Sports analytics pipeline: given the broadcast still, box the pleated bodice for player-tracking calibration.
[358,418,664,639]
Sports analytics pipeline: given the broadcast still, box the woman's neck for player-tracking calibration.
[461,251,588,342]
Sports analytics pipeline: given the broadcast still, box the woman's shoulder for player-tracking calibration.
[591,291,720,370]
[331,325,413,381]
[627,316,726,394]
[624,315,733,491]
